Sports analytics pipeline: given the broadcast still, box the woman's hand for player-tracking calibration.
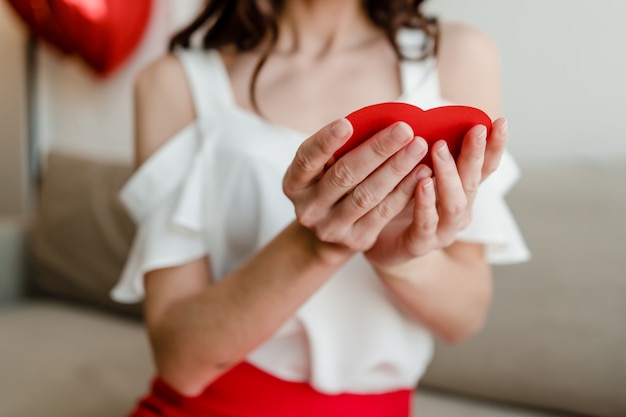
[283,118,431,258]
[365,117,509,269]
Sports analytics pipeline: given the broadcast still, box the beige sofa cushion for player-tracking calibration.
[0,301,153,417]
[415,389,570,417]
[30,152,140,317]
[421,162,626,417]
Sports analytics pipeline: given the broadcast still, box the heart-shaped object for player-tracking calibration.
[334,102,492,169]
[7,0,152,76]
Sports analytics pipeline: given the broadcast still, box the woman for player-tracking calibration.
[111,1,529,415]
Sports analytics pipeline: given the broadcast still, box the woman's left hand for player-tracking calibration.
[365,117,508,268]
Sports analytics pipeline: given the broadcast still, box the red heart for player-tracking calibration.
[7,0,152,76]
[334,102,492,169]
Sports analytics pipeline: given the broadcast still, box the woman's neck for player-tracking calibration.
[275,0,382,58]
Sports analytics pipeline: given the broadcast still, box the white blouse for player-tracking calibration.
[111,33,530,395]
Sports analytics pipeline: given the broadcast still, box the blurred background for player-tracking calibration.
[0,1,624,417]
[426,0,626,164]
[3,0,626,214]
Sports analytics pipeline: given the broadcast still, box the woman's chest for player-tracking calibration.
[224,46,403,135]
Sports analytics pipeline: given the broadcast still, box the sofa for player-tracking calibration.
[0,151,624,417]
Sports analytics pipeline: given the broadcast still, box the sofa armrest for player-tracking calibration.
[0,218,27,306]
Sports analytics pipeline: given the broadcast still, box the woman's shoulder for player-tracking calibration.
[437,21,499,61]
[133,53,197,167]
[436,21,503,117]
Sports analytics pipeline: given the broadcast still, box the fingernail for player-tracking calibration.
[331,118,351,138]
[477,125,488,144]
[415,164,433,179]
[406,137,427,157]
[499,118,509,135]
[392,122,413,142]
[437,142,451,160]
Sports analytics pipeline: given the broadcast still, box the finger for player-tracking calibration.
[405,176,438,256]
[283,118,353,196]
[352,163,433,244]
[333,137,427,219]
[456,124,487,205]
[317,137,427,244]
[482,117,508,179]
[431,140,467,232]
[316,121,415,207]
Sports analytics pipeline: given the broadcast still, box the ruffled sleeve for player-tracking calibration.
[456,150,531,264]
[110,122,208,303]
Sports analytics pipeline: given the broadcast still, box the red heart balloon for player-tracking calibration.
[7,0,152,76]
[334,102,492,169]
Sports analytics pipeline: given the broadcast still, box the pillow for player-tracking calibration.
[420,162,626,417]
[29,152,141,318]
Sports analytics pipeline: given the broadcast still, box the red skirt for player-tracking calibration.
[129,362,412,417]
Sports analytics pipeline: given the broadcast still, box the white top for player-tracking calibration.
[111,32,530,394]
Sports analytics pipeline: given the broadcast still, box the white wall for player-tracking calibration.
[425,0,626,165]
[35,0,204,164]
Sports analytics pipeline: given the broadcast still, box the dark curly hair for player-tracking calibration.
[170,0,438,112]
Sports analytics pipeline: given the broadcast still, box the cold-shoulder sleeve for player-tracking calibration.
[456,150,531,264]
[110,122,208,303]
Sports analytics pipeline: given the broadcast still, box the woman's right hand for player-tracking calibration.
[283,118,432,257]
